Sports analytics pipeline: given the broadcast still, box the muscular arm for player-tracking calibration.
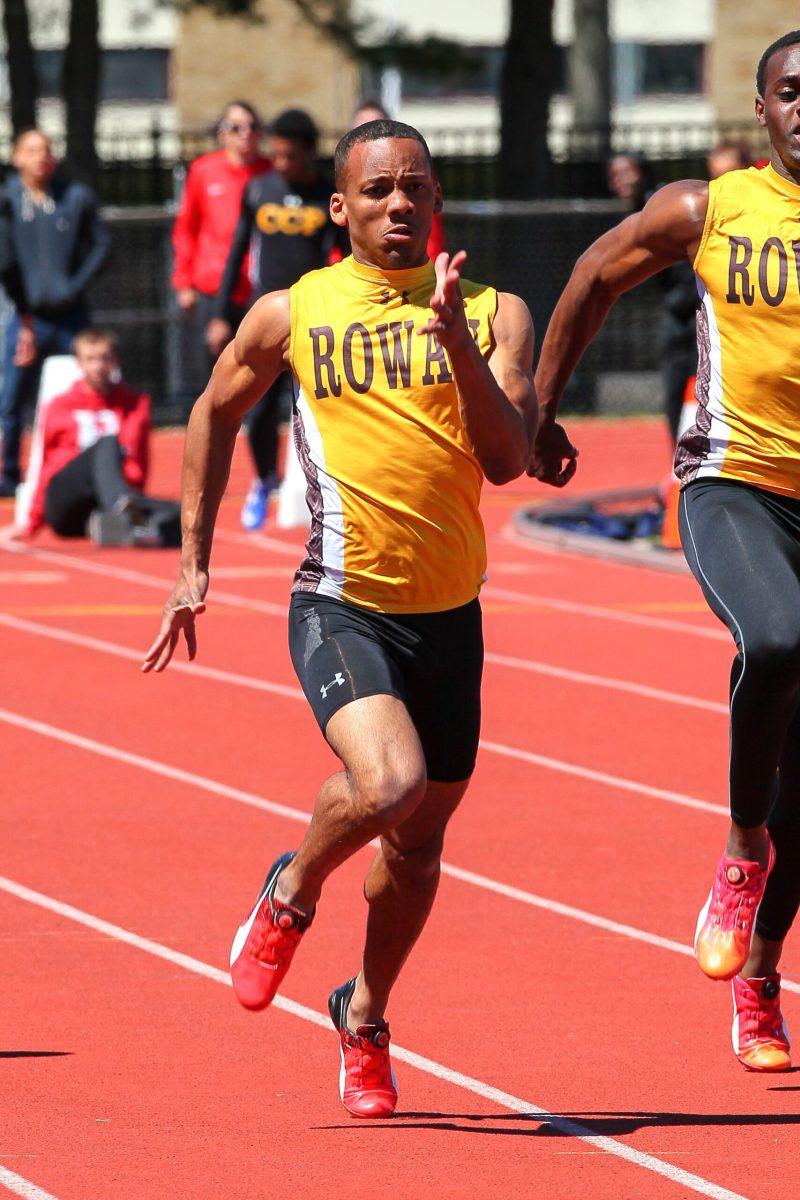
[142,290,290,672]
[531,180,709,485]
[422,252,535,485]
[450,290,536,484]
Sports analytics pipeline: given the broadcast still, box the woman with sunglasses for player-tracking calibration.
[172,100,272,388]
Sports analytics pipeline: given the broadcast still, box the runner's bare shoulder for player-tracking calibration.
[637,180,709,261]
[237,290,292,364]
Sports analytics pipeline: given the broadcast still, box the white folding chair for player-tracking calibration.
[15,354,83,527]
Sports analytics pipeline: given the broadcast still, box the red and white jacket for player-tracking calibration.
[26,379,151,535]
[171,149,272,306]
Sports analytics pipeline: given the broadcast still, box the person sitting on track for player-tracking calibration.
[528,30,800,1074]
[4,328,180,547]
[142,119,536,1117]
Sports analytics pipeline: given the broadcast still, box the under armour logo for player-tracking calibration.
[379,290,411,304]
[320,672,345,699]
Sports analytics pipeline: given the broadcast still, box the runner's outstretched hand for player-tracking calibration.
[141,567,209,673]
[527,420,579,487]
[418,250,470,351]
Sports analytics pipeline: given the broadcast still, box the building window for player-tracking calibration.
[400,46,503,100]
[640,44,704,95]
[555,42,705,103]
[35,48,170,102]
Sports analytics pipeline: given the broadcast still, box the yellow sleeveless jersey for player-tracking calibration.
[676,164,800,495]
[288,255,498,613]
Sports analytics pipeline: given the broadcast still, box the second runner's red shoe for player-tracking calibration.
[694,837,775,980]
[230,851,313,1011]
[328,978,398,1118]
[732,974,791,1071]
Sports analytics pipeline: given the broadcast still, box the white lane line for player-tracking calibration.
[0,614,303,701]
[483,584,729,642]
[0,706,782,993]
[480,740,728,818]
[0,611,725,720]
[0,707,311,828]
[0,541,727,641]
[0,543,285,617]
[0,570,66,585]
[0,875,751,1200]
[0,615,725,819]
[484,651,727,715]
[0,1167,60,1200]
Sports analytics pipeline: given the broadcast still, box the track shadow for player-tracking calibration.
[0,1050,72,1059]
[315,1109,800,1136]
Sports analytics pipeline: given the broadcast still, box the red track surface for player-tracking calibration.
[1,418,797,1200]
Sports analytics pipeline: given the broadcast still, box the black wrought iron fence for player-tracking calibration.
[59,198,668,423]
[0,119,773,204]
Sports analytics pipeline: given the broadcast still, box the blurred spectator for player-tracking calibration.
[210,108,344,531]
[607,152,696,443]
[351,98,392,128]
[606,152,655,212]
[172,100,272,379]
[351,99,446,260]
[0,129,111,496]
[4,329,179,547]
[707,139,753,179]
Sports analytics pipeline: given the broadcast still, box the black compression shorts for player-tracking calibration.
[288,593,483,783]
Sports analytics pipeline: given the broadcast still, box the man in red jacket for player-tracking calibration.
[4,329,178,546]
[172,100,272,377]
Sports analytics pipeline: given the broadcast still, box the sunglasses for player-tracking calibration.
[224,121,261,135]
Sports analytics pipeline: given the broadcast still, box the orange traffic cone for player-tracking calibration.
[662,376,698,549]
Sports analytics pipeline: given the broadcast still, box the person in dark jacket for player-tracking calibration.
[207,108,344,531]
[0,129,111,495]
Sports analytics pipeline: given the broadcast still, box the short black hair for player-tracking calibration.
[270,108,319,149]
[334,119,432,188]
[757,30,800,96]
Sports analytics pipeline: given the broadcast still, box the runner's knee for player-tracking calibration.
[381,827,445,882]
[745,621,800,687]
[353,761,427,826]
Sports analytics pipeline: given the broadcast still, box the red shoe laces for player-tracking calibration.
[346,1030,392,1090]
[739,987,783,1041]
[252,901,302,962]
[710,863,760,929]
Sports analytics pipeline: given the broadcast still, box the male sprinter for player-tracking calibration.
[143,120,535,1115]
[528,32,800,1073]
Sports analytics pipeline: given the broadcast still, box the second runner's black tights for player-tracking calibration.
[679,478,800,941]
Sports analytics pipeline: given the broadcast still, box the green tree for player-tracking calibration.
[3,1,556,197]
